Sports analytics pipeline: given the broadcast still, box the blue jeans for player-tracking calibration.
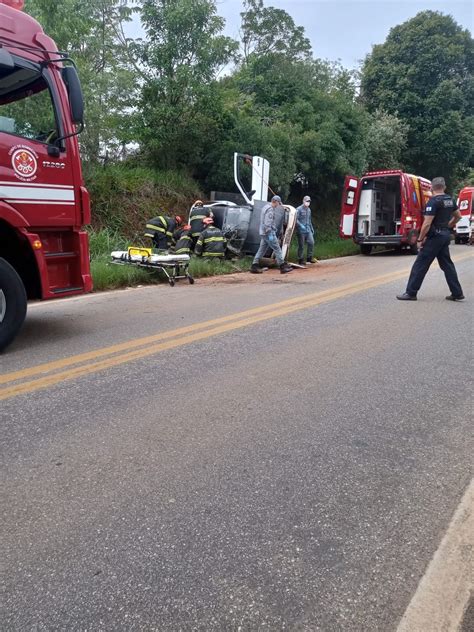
[253,232,284,266]
[297,231,315,261]
[406,230,463,297]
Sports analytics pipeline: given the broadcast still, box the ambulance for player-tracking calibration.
[340,170,431,255]
[454,186,473,244]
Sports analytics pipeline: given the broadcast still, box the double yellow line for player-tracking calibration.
[1,254,472,402]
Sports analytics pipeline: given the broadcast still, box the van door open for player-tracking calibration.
[339,175,359,238]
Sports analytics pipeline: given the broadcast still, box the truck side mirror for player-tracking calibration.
[0,47,14,70]
[61,66,84,125]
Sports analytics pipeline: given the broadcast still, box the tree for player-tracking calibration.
[135,0,238,170]
[240,0,311,63]
[25,0,137,161]
[361,11,474,184]
[364,109,408,171]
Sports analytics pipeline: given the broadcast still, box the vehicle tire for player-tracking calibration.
[360,245,372,255]
[454,236,461,244]
[409,243,419,255]
[0,257,27,352]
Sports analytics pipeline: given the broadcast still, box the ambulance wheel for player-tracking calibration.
[168,279,175,287]
[0,257,27,352]
[360,245,372,255]
[188,275,194,285]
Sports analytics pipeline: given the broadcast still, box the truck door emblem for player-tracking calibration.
[10,146,38,181]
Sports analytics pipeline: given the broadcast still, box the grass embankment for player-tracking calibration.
[89,228,358,291]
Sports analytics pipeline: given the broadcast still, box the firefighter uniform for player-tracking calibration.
[189,205,211,242]
[145,216,178,250]
[172,226,193,255]
[195,225,226,258]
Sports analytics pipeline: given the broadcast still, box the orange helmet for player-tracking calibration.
[202,217,214,225]
[175,215,183,225]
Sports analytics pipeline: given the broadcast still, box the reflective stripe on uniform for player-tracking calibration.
[202,252,224,257]
[146,224,166,234]
[203,236,225,243]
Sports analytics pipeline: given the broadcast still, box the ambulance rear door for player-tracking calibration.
[339,175,359,238]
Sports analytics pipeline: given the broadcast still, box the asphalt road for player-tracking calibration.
[1,247,473,631]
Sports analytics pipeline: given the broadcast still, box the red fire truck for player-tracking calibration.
[0,0,91,351]
[340,170,431,255]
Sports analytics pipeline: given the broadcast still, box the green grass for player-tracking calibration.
[88,228,358,292]
[288,237,359,261]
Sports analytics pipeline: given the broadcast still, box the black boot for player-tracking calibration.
[250,263,263,274]
[298,259,306,266]
[280,263,293,274]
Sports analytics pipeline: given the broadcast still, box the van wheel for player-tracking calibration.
[360,245,372,255]
[0,258,27,352]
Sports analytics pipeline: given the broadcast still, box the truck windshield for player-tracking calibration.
[0,63,58,144]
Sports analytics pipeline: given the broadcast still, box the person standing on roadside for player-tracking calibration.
[397,177,465,301]
[250,195,293,274]
[296,195,317,266]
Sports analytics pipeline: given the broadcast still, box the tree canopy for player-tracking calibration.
[361,10,474,184]
[21,0,474,213]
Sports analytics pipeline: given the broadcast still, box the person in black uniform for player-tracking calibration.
[172,224,193,255]
[145,215,182,250]
[397,177,464,301]
[194,217,226,259]
[189,200,212,249]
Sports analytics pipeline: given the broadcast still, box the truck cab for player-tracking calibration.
[339,170,431,255]
[454,186,473,244]
[0,0,91,351]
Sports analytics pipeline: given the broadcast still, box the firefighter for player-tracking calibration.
[194,217,226,259]
[189,200,212,247]
[397,177,464,301]
[145,215,182,250]
[172,224,193,255]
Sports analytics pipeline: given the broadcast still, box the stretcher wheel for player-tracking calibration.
[188,275,194,285]
[168,279,175,287]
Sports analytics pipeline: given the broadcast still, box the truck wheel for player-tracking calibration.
[360,245,372,255]
[0,257,27,352]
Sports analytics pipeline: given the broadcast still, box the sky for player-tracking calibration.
[126,0,473,70]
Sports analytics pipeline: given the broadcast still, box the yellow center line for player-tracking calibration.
[1,269,406,386]
[1,252,472,401]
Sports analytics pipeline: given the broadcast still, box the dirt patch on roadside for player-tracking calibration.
[197,259,353,287]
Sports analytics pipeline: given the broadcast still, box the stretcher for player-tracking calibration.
[111,248,193,286]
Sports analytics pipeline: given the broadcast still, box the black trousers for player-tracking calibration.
[152,233,169,250]
[406,231,463,297]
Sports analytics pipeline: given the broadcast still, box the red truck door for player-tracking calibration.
[339,175,359,238]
